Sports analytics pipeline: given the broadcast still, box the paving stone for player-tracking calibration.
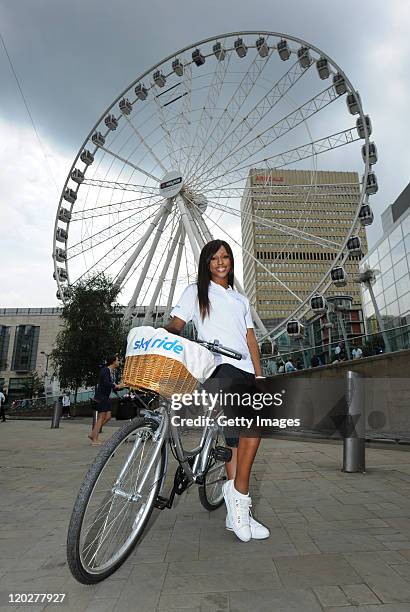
[344,552,410,603]
[313,585,350,606]
[341,583,381,605]
[275,553,362,588]
[229,587,323,611]
[2,422,410,610]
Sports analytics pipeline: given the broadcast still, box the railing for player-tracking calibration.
[262,323,410,375]
[7,388,129,415]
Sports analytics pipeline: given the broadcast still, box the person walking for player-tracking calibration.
[62,391,71,418]
[166,239,269,542]
[285,358,297,373]
[88,355,125,446]
[352,344,363,359]
[0,389,6,422]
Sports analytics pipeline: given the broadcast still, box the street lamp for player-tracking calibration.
[40,351,51,400]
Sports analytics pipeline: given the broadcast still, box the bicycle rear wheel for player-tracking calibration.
[67,417,166,584]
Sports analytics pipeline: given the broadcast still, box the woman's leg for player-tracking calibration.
[234,436,261,495]
[89,411,106,442]
[225,447,237,480]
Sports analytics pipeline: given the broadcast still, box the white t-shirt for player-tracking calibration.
[62,394,71,407]
[352,347,363,359]
[170,281,255,374]
[0,392,5,405]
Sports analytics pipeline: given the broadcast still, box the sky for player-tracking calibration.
[1,0,409,307]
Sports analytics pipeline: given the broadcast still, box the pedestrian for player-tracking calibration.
[352,345,363,359]
[0,389,6,422]
[285,358,297,373]
[166,239,270,542]
[277,360,285,373]
[310,354,320,367]
[62,391,71,418]
[88,355,125,446]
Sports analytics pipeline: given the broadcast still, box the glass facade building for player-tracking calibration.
[361,208,410,329]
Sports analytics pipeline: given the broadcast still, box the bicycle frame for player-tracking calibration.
[140,397,223,498]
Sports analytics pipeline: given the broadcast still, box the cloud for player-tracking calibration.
[0,118,71,306]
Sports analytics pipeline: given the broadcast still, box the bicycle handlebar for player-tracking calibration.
[195,338,243,361]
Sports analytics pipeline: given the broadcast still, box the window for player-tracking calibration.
[0,326,10,370]
[393,257,408,283]
[389,225,403,249]
[11,325,40,372]
[391,240,405,264]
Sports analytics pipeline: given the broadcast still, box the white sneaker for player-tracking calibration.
[226,509,270,539]
[222,479,252,542]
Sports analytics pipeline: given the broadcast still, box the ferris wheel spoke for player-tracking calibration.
[182,45,232,176]
[115,198,174,289]
[71,198,163,221]
[151,85,181,169]
[205,199,342,249]
[193,83,341,191]
[123,202,174,318]
[186,48,271,185]
[66,208,156,261]
[197,127,360,193]
[191,54,311,188]
[97,144,161,183]
[82,178,158,194]
[200,208,303,303]
[176,62,193,170]
[202,178,361,199]
[69,217,148,285]
[67,199,161,256]
[164,224,186,320]
[123,115,167,173]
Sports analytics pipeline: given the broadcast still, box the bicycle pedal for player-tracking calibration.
[212,446,232,462]
[154,495,168,510]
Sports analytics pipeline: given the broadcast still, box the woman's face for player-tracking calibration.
[209,245,232,283]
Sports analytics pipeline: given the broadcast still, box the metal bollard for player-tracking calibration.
[51,400,62,429]
[342,370,365,473]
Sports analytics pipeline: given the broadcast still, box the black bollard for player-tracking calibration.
[51,399,62,429]
[342,370,365,473]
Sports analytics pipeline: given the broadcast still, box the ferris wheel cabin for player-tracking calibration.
[331,267,348,287]
[359,204,374,226]
[310,295,327,313]
[287,320,305,338]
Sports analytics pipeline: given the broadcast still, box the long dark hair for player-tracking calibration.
[197,240,234,321]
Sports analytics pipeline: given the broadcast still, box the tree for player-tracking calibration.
[21,371,45,398]
[51,275,127,402]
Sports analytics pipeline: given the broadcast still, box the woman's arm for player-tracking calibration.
[246,328,263,377]
[164,316,186,336]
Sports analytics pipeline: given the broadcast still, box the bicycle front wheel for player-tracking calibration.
[67,417,166,584]
[198,432,227,511]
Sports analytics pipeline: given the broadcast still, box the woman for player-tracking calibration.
[88,355,125,446]
[166,239,270,542]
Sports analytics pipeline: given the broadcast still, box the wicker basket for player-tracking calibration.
[122,354,197,399]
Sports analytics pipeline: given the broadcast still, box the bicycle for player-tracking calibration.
[67,338,242,584]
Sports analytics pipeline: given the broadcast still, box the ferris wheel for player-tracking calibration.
[53,31,377,340]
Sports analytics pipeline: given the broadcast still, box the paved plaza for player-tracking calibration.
[2,420,410,611]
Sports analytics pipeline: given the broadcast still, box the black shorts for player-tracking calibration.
[93,398,112,413]
[202,363,256,448]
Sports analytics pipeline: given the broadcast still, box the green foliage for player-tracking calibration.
[51,275,127,391]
